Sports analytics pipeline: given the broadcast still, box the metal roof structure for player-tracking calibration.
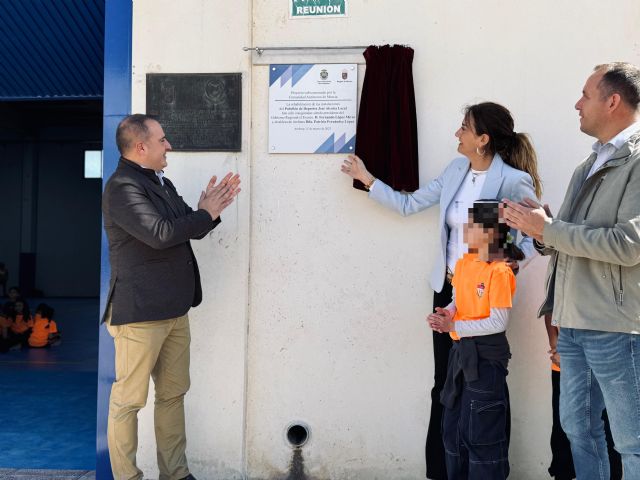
[0,0,104,101]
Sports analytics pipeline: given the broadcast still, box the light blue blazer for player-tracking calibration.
[369,153,536,293]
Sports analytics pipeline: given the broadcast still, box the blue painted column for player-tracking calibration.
[97,1,132,478]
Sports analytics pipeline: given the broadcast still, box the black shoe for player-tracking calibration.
[180,475,197,480]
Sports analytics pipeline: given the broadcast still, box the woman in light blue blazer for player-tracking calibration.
[342,102,542,480]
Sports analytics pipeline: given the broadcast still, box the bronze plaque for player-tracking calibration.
[146,73,241,151]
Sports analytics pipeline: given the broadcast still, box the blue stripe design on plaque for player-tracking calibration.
[338,134,356,153]
[315,133,335,153]
[269,64,291,86]
[291,64,314,87]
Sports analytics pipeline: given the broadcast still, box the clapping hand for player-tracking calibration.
[502,197,552,243]
[427,307,455,333]
[198,172,241,220]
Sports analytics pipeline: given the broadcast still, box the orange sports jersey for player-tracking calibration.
[450,253,516,341]
[28,314,58,348]
[10,314,33,334]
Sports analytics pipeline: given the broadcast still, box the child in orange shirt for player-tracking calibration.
[428,200,520,480]
[8,298,33,349]
[28,303,61,348]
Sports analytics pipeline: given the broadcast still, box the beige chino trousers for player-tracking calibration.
[106,305,191,480]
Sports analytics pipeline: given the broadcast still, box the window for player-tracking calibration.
[84,150,102,178]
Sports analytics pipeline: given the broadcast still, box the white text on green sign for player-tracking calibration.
[291,0,347,18]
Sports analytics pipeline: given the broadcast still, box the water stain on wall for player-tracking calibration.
[255,447,324,480]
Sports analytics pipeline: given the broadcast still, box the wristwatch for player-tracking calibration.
[363,176,376,192]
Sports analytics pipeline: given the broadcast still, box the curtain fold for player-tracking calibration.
[354,45,419,192]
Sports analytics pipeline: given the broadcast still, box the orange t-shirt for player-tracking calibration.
[28,314,58,347]
[450,253,516,341]
[10,314,33,334]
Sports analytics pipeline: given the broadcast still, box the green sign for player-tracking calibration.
[290,0,347,18]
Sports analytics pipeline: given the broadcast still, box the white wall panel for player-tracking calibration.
[129,1,640,478]
[131,1,251,478]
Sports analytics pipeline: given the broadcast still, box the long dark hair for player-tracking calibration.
[465,102,542,199]
[11,297,31,320]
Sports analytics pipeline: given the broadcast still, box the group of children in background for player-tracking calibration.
[0,286,61,353]
[426,200,620,480]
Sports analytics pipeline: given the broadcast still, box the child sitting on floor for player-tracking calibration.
[428,200,519,480]
[0,309,12,353]
[2,286,20,315]
[8,298,33,349]
[28,303,61,348]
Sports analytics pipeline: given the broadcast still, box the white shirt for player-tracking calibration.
[444,168,488,272]
[139,163,165,186]
[446,294,510,338]
[587,121,640,179]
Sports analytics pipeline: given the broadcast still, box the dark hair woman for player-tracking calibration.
[341,101,541,479]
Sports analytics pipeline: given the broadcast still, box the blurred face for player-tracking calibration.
[8,288,18,301]
[14,302,23,314]
[140,120,172,171]
[464,221,495,251]
[464,204,505,252]
[455,115,488,158]
[575,70,610,139]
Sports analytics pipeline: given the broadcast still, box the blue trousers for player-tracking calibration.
[442,358,510,480]
[558,328,640,480]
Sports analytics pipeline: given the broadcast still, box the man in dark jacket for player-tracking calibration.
[102,114,240,480]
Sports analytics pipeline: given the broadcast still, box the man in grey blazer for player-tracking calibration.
[505,63,640,480]
[102,114,240,480]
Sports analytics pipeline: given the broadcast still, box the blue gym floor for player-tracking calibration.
[0,298,99,471]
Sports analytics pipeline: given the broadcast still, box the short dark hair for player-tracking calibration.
[595,62,640,110]
[35,303,55,319]
[115,114,156,154]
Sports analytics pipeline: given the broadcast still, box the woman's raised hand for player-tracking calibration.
[341,155,373,185]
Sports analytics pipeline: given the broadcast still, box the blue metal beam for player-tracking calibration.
[97,1,131,478]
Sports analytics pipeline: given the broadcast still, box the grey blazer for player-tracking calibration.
[102,157,219,325]
[369,153,536,293]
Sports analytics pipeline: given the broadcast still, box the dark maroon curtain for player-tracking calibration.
[354,45,419,192]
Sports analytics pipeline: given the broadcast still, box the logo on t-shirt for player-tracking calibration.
[476,282,485,298]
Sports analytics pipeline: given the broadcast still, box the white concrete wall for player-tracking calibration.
[130,1,640,478]
[131,1,251,478]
